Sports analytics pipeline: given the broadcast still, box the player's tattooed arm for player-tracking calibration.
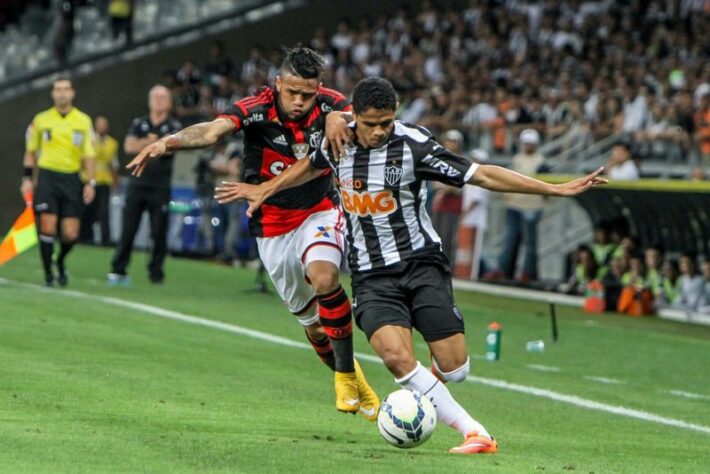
[127,118,235,177]
[325,111,354,159]
[164,118,235,151]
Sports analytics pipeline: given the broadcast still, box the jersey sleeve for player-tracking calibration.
[309,139,332,170]
[83,120,96,158]
[319,87,351,113]
[25,118,41,153]
[126,118,143,138]
[218,97,252,131]
[413,136,478,187]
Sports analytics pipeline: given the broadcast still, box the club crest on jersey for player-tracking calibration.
[292,143,309,159]
[309,131,323,149]
[314,225,332,238]
[384,165,403,186]
[341,189,398,217]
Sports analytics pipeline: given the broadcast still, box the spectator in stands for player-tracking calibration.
[673,253,705,310]
[606,143,640,180]
[80,116,118,246]
[54,0,77,67]
[203,40,235,87]
[621,254,646,288]
[697,257,710,314]
[496,129,547,282]
[564,245,599,295]
[454,149,490,280]
[602,256,627,309]
[431,129,465,264]
[656,259,681,308]
[695,92,710,164]
[592,224,616,274]
[644,246,664,297]
[108,0,133,46]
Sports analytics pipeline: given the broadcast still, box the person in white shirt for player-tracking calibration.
[674,253,705,311]
[497,129,547,281]
[454,149,490,280]
[606,143,640,180]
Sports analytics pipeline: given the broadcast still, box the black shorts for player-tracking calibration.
[351,252,465,342]
[34,169,83,218]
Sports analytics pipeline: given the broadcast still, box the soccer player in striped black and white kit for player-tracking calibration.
[217,77,607,454]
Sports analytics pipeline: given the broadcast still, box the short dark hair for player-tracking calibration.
[352,77,397,113]
[280,47,324,80]
[53,76,73,88]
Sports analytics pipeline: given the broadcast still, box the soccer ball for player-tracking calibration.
[377,389,437,449]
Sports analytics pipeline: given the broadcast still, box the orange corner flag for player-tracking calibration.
[0,193,38,266]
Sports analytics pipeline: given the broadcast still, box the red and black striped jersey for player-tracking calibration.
[219,85,351,237]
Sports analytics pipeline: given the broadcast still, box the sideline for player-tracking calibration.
[1,277,708,436]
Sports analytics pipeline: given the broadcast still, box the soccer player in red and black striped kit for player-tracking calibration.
[127,47,379,419]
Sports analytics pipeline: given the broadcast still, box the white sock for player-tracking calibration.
[395,361,491,439]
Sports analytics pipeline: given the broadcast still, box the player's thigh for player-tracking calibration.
[351,272,410,342]
[407,259,465,344]
[257,233,317,321]
[298,208,345,268]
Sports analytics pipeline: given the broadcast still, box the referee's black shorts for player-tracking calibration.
[34,169,83,218]
[351,252,465,342]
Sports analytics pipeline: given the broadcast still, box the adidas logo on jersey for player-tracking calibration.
[274,135,288,146]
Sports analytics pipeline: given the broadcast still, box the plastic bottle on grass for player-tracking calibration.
[485,322,501,361]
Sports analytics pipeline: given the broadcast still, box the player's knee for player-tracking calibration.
[309,269,340,295]
[380,348,417,378]
[304,322,326,341]
[436,357,470,383]
[62,229,79,242]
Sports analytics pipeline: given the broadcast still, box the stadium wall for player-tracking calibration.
[0,0,406,230]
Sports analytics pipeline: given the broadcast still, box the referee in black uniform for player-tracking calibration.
[109,85,181,284]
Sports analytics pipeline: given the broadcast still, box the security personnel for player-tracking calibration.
[109,85,181,284]
[22,77,96,287]
[80,116,119,245]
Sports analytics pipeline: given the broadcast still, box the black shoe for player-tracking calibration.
[149,273,164,284]
[56,261,68,287]
[44,274,55,287]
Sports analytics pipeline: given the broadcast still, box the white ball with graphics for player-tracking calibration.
[377,389,437,449]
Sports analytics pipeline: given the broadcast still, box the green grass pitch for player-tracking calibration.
[1,246,709,473]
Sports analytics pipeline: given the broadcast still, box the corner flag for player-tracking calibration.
[0,193,37,265]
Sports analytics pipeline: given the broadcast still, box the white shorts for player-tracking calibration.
[257,208,345,326]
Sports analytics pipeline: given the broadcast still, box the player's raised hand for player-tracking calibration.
[214,182,268,218]
[324,111,353,161]
[554,167,608,196]
[126,140,167,177]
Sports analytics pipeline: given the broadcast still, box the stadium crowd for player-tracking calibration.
[160,0,710,165]
[564,223,710,315]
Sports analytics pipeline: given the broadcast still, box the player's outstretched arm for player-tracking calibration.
[126,118,235,177]
[214,158,322,217]
[470,165,607,196]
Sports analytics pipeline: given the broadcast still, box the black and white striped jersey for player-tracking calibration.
[310,121,478,273]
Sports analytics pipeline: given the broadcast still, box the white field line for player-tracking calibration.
[669,390,710,401]
[1,277,709,436]
[583,376,627,385]
[527,364,562,372]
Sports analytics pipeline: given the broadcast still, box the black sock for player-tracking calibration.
[317,285,355,373]
[305,330,336,371]
[38,234,55,278]
[56,240,76,271]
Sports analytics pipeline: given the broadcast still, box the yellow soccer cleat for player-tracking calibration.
[334,370,360,414]
[354,359,380,421]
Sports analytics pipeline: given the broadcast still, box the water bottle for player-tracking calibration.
[526,340,545,352]
[485,322,502,361]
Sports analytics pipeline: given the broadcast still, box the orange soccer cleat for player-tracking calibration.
[448,432,498,454]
